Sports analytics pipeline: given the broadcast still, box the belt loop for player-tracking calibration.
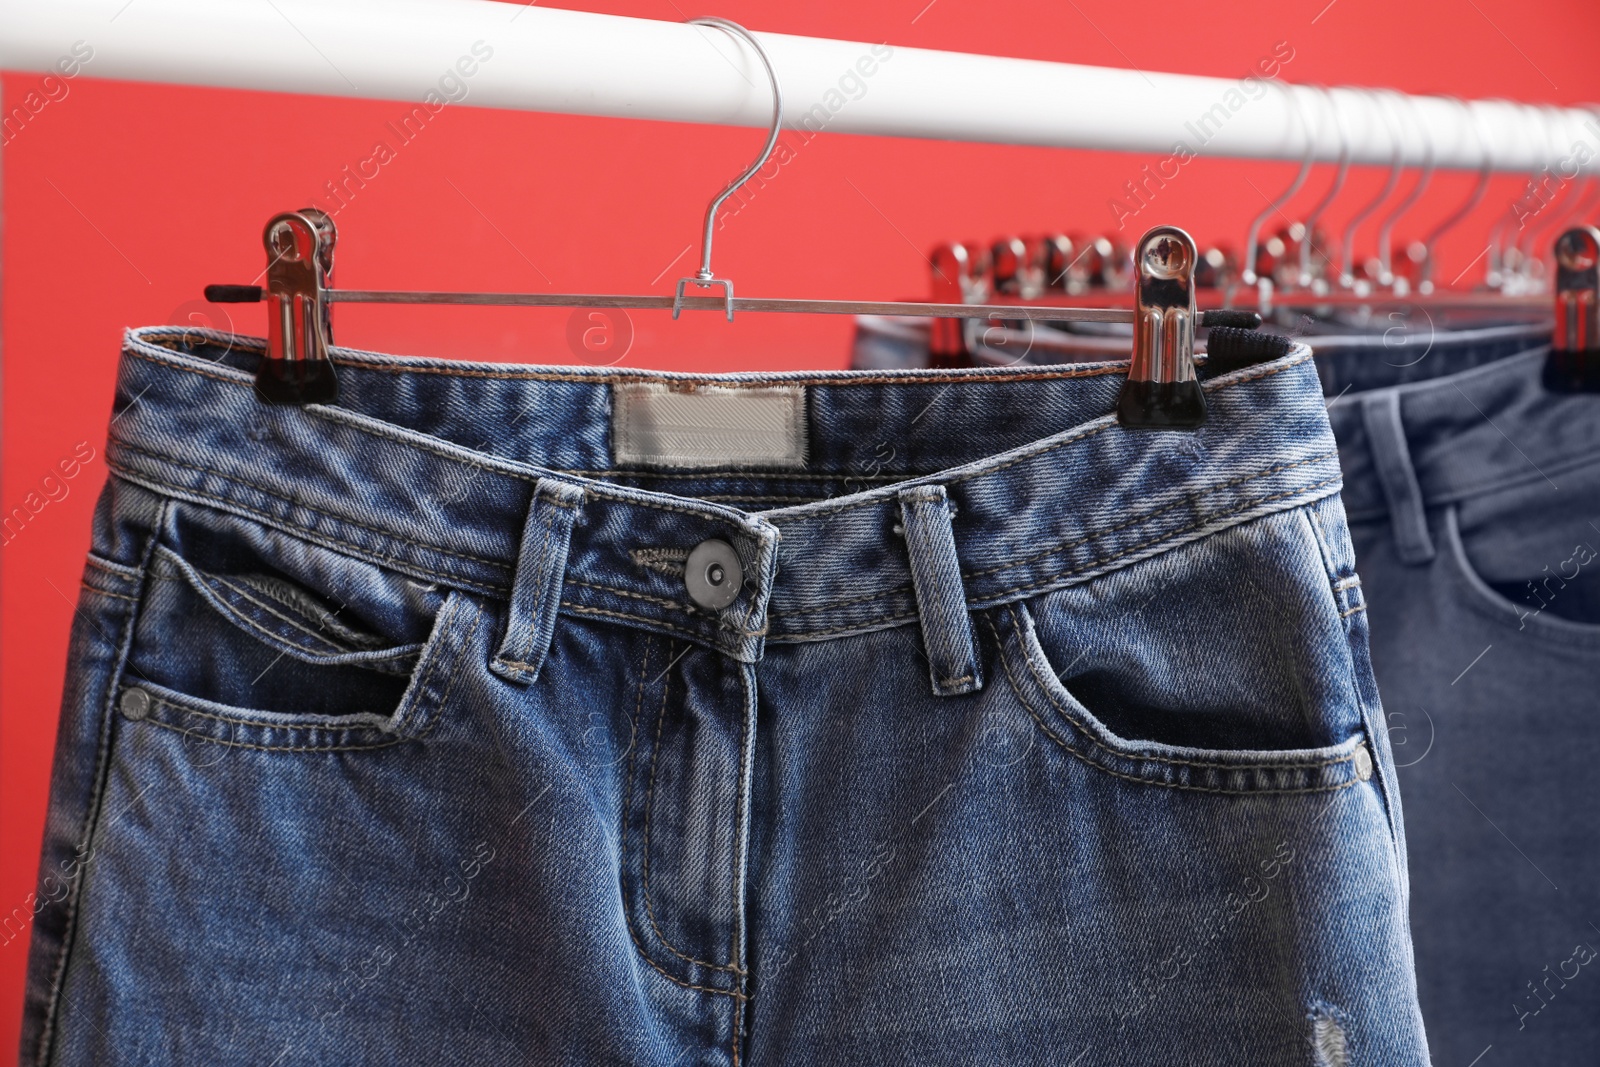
[491,478,585,685]
[898,484,982,696]
[1360,391,1436,565]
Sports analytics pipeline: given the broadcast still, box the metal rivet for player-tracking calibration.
[684,539,743,610]
[119,687,151,721]
[1353,743,1374,782]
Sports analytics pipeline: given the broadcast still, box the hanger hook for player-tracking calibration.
[1417,96,1492,293]
[1296,85,1352,289]
[1558,104,1600,225]
[1338,88,1405,288]
[1513,104,1561,264]
[1484,103,1548,292]
[672,17,784,321]
[1376,89,1435,289]
[1242,80,1314,287]
[1516,104,1585,280]
[1556,104,1600,231]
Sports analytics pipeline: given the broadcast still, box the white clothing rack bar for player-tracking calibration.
[1,0,1595,173]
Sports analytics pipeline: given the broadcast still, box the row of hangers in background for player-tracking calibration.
[919,85,1600,378]
[199,18,1600,433]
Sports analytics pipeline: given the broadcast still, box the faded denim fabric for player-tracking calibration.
[1328,346,1600,1067]
[22,326,1428,1065]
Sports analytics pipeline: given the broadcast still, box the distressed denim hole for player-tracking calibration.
[1312,1013,1349,1067]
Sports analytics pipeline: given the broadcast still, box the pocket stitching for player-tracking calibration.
[1004,605,1356,771]
[991,606,1361,793]
[126,596,478,752]
[205,571,360,653]
[152,545,361,658]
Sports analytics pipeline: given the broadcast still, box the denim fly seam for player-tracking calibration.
[19,325,1434,1067]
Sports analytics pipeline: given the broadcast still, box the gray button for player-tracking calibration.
[685,539,743,610]
[119,687,152,721]
[1353,743,1374,782]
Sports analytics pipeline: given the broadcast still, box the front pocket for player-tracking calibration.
[115,503,482,750]
[115,589,478,752]
[991,603,1371,794]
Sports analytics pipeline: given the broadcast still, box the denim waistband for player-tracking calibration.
[108,327,1343,663]
[1308,321,1551,397]
[1328,346,1600,535]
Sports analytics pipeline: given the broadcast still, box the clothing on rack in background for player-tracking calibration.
[851,311,1600,1063]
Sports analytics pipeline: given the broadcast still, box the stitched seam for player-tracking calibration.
[117,360,1322,619]
[118,427,762,538]
[560,603,726,646]
[145,327,1117,388]
[1339,604,1367,618]
[979,476,1347,600]
[776,611,924,639]
[770,358,1315,520]
[137,600,476,750]
[962,452,1338,582]
[770,476,1343,638]
[1008,603,1354,770]
[113,444,517,571]
[566,578,686,611]
[730,663,751,978]
[774,451,1340,621]
[706,495,820,503]
[121,339,1308,523]
[992,613,1359,796]
[640,645,742,974]
[140,716,411,752]
[205,570,390,654]
[322,361,1123,385]
[193,572,353,656]
[84,553,141,579]
[998,606,1357,778]
[914,498,944,680]
[107,467,508,596]
[560,469,908,482]
[37,500,169,1067]
[80,584,138,601]
[513,496,562,666]
[905,495,974,687]
[153,562,419,665]
[616,638,744,997]
[121,359,773,523]
[728,660,756,1067]
[778,580,917,618]
[392,599,475,741]
[398,601,476,742]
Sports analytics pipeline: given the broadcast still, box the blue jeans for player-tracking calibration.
[1328,345,1600,1067]
[22,326,1428,1065]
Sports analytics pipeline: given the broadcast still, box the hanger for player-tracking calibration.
[1548,225,1600,392]
[204,17,1254,429]
[1370,90,1435,293]
[1337,89,1404,292]
[1293,86,1352,293]
[1417,96,1493,295]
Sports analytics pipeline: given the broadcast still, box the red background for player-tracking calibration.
[4,0,1600,1053]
